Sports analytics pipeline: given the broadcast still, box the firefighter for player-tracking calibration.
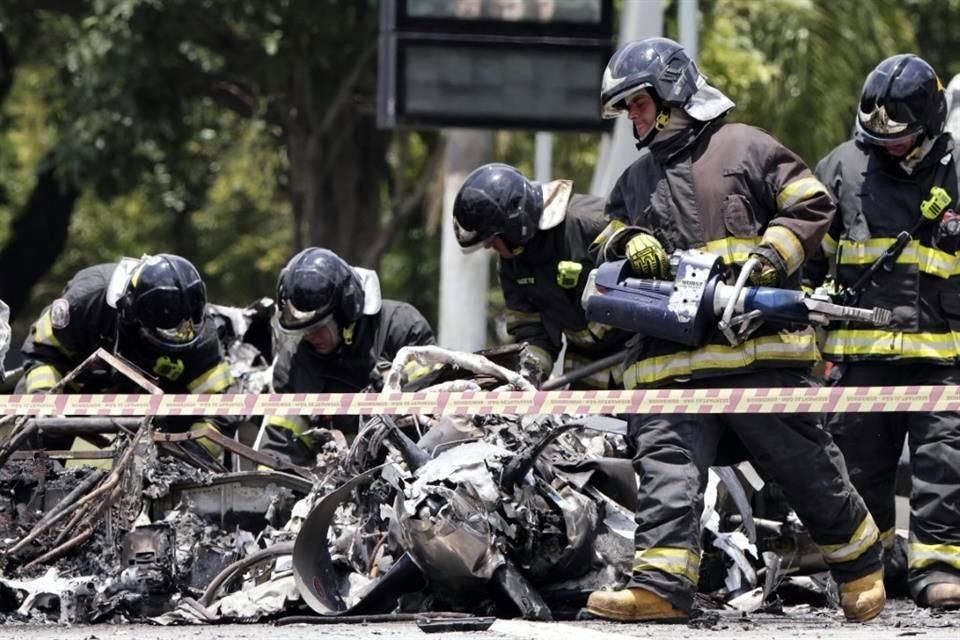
[583,37,885,623]
[18,254,234,458]
[255,247,435,466]
[452,163,628,388]
[807,54,960,609]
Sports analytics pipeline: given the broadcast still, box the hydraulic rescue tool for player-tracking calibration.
[583,249,892,347]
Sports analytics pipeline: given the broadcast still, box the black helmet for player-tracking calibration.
[122,254,207,351]
[856,54,946,152]
[600,37,700,119]
[276,248,364,332]
[452,163,544,249]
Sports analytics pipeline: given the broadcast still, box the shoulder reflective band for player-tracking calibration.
[0,386,957,416]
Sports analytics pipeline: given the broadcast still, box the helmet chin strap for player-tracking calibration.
[899,135,938,174]
[868,128,935,171]
[633,93,672,149]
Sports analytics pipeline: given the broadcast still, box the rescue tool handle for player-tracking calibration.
[719,257,760,346]
[839,230,912,305]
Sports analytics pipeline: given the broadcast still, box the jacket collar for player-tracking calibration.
[538,179,573,231]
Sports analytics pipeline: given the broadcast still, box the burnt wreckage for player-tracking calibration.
[0,302,908,624]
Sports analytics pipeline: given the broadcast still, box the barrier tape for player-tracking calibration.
[0,385,958,416]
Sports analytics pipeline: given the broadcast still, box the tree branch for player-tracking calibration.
[315,41,377,140]
[362,142,445,265]
[0,164,79,319]
[0,32,13,107]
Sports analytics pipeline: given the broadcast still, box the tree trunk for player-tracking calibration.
[286,58,316,256]
[0,165,79,319]
[313,107,388,267]
[285,54,389,268]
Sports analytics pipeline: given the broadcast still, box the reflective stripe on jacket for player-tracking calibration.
[810,136,960,363]
[499,184,629,381]
[603,121,832,388]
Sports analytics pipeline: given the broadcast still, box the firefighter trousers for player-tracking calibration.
[627,368,882,611]
[827,361,960,602]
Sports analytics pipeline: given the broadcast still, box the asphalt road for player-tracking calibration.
[4,600,957,640]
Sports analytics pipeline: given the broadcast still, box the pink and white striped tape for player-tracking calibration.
[0,386,957,415]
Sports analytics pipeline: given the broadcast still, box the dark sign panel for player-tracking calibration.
[401,0,607,30]
[378,0,614,131]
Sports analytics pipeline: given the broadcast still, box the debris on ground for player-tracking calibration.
[0,333,915,625]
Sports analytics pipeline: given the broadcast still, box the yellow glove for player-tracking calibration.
[625,233,670,279]
[748,255,780,287]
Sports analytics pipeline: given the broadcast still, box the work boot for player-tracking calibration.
[840,570,886,622]
[921,582,960,608]
[585,587,688,622]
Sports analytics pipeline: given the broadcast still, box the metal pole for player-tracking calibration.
[678,0,699,62]
[534,131,553,183]
[589,0,664,197]
[438,129,493,351]
[540,350,626,390]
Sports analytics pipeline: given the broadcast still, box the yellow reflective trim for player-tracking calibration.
[564,322,612,348]
[633,548,700,583]
[820,515,879,563]
[917,245,960,278]
[587,322,611,340]
[777,176,827,210]
[265,415,308,435]
[34,311,56,343]
[836,238,914,265]
[623,331,818,388]
[505,309,541,332]
[837,239,960,278]
[589,219,627,251]
[404,360,441,383]
[190,421,223,457]
[880,528,896,548]
[188,361,234,393]
[701,236,763,266]
[33,310,72,356]
[821,233,838,259]
[24,365,63,392]
[908,542,960,570]
[823,329,960,360]
[565,328,597,347]
[761,225,805,274]
[265,415,314,446]
[527,345,554,373]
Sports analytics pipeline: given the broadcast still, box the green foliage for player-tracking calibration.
[0,66,58,249]
[6,0,960,344]
[906,0,960,79]
[1,0,437,331]
[700,0,916,165]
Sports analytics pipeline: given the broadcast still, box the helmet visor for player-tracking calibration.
[601,83,653,119]
[855,112,923,152]
[133,284,205,330]
[857,84,925,143]
[278,300,333,334]
[453,217,495,250]
[152,319,200,346]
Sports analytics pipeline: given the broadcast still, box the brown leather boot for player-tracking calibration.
[586,587,688,622]
[922,582,960,608]
[840,570,886,622]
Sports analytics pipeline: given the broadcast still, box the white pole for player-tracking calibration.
[678,0,699,62]
[438,129,493,351]
[589,0,664,197]
[534,131,553,183]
